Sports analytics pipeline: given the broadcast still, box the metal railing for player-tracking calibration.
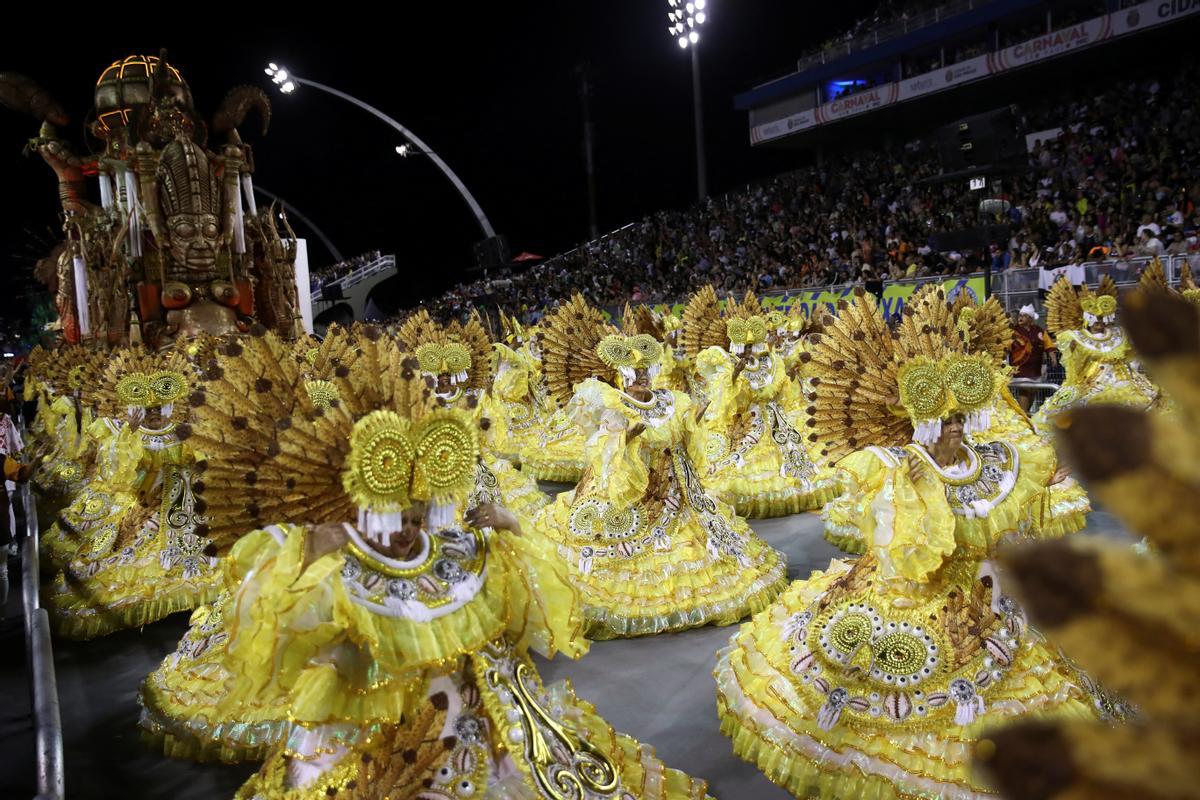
[310,254,396,303]
[21,480,64,800]
[795,0,979,72]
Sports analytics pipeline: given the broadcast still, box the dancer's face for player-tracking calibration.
[630,367,652,391]
[939,413,965,449]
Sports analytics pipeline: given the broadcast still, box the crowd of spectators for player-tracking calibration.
[412,61,1199,324]
[807,0,946,64]
[310,250,384,293]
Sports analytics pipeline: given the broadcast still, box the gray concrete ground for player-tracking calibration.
[3,506,1133,799]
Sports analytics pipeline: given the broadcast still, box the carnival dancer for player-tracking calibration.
[397,310,550,521]
[693,299,839,518]
[43,346,218,638]
[138,330,709,800]
[532,295,787,639]
[1032,275,1159,436]
[716,288,1101,800]
[27,345,103,549]
[823,291,1089,552]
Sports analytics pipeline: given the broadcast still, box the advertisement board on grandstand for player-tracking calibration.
[896,54,990,102]
[1111,0,1200,35]
[632,277,987,322]
[990,16,1112,72]
[749,1,1197,145]
[816,83,900,123]
[750,108,817,144]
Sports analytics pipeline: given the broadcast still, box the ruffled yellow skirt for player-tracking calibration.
[236,645,710,800]
[44,466,219,639]
[39,483,135,574]
[535,489,788,639]
[478,453,549,520]
[714,564,1099,800]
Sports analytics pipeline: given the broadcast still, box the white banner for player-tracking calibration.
[1038,263,1087,291]
[1026,127,1064,152]
[750,108,817,144]
[1111,0,1200,35]
[294,238,314,335]
[817,82,899,123]
[896,54,991,101]
[992,17,1112,72]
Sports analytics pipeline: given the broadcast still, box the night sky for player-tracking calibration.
[0,2,872,325]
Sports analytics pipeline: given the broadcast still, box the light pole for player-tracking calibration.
[264,63,497,240]
[667,0,709,200]
[252,184,344,263]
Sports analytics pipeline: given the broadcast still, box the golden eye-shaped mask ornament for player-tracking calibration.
[596,335,636,369]
[411,409,478,506]
[67,365,87,391]
[944,354,996,412]
[725,319,749,346]
[305,379,340,410]
[442,343,472,377]
[745,316,769,343]
[1080,294,1117,318]
[149,370,189,405]
[628,334,663,365]
[416,343,446,376]
[116,373,153,407]
[342,410,414,512]
[897,357,950,422]
[765,310,787,332]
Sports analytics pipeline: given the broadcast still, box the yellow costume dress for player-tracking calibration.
[487,342,584,484]
[695,335,839,518]
[717,288,1101,800]
[534,297,788,639]
[139,336,709,799]
[824,297,1089,553]
[398,310,550,521]
[27,346,103,543]
[44,350,217,639]
[1032,277,1159,436]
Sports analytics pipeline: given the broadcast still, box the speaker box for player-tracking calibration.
[472,235,510,272]
[936,106,1024,172]
[931,224,1011,252]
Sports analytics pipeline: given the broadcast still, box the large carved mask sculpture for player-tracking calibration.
[157,137,221,280]
[154,136,241,339]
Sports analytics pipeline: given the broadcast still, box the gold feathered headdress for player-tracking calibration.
[539,294,620,406]
[680,285,729,358]
[94,346,193,422]
[1045,275,1119,336]
[31,344,106,400]
[182,325,476,550]
[396,309,493,393]
[803,285,1007,459]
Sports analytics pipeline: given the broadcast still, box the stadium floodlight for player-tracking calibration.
[263,62,497,238]
[663,0,709,199]
[666,0,707,46]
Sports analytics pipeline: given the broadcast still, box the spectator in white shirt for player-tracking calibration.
[1136,215,1162,238]
[1137,229,1165,257]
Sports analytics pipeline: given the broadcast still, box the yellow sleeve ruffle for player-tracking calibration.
[872,452,956,583]
[490,527,588,660]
